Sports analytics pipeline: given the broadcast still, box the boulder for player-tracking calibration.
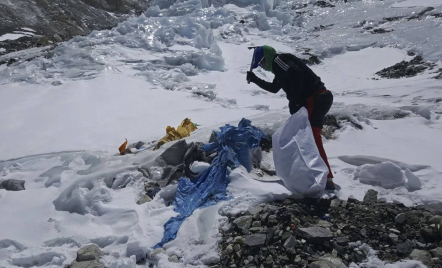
[397,240,415,255]
[298,227,333,244]
[0,179,25,191]
[430,247,442,258]
[363,189,378,203]
[69,244,104,268]
[244,234,266,247]
[409,249,434,266]
[283,236,297,249]
[395,213,407,224]
[309,257,348,268]
[233,216,253,230]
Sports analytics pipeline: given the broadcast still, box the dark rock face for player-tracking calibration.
[0,0,149,54]
[217,194,442,268]
[376,56,437,79]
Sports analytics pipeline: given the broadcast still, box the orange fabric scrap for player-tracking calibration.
[119,139,128,155]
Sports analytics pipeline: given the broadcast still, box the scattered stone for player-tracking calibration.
[376,56,436,79]
[298,227,333,244]
[244,234,266,247]
[136,195,152,205]
[168,255,179,263]
[233,244,241,252]
[69,244,104,268]
[149,248,165,261]
[397,240,415,255]
[429,216,442,224]
[265,255,273,264]
[252,221,261,228]
[335,237,349,246]
[409,249,434,266]
[420,228,437,242]
[317,220,333,228]
[389,228,401,235]
[53,34,63,42]
[395,213,407,224]
[389,233,399,244]
[309,257,348,268]
[283,236,297,249]
[430,247,442,258]
[330,199,342,207]
[226,245,233,253]
[233,216,253,230]
[248,206,263,215]
[363,189,378,203]
[0,179,25,191]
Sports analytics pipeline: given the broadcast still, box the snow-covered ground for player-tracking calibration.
[0,0,441,267]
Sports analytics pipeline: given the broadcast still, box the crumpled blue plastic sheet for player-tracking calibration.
[154,118,267,248]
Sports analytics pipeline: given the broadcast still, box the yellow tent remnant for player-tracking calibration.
[119,139,128,155]
[155,118,198,150]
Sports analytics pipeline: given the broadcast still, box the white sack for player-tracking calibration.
[272,108,328,198]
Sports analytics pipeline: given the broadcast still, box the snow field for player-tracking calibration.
[1,0,442,267]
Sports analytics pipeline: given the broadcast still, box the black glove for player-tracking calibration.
[246,71,258,83]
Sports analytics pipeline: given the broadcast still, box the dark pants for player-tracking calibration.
[291,90,334,179]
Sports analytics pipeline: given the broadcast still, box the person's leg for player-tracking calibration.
[307,90,335,189]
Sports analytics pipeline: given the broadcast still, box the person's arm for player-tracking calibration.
[247,72,281,94]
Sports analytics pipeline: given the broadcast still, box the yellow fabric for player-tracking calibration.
[155,118,197,149]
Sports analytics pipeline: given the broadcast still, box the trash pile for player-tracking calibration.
[154,118,268,248]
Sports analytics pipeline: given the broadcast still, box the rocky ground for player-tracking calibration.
[215,190,442,268]
[0,0,150,56]
[375,55,439,79]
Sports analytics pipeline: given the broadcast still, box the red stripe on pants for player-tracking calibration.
[306,93,334,179]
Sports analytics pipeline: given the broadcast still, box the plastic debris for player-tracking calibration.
[154,118,267,248]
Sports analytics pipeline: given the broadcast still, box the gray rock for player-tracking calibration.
[244,234,266,247]
[0,179,25,191]
[53,34,63,42]
[363,189,378,203]
[298,227,333,244]
[395,213,407,224]
[149,248,165,261]
[249,227,263,232]
[429,215,442,224]
[136,195,152,205]
[69,244,104,268]
[330,199,343,207]
[309,257,348,268]
[233,244,241,252]
[248,206,263,215]
[397,240,415,255]
[389,228,401,234]
[168,255,179,263]
[317,220,333,228]
[226,245,233,254]
[77,244,102,262]
[283,236,297,249]
[418,7,435,16]
[430,247,442,258]
[266,255,273,264]
[233,216,253,230]
[409,249,434,266]
[389,233,399,244]
[252,221,261,228]
[335,237,349,246]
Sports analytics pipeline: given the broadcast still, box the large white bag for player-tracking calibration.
[272,107,328,198]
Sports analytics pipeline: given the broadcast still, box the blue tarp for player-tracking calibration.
[154,118,267,248]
